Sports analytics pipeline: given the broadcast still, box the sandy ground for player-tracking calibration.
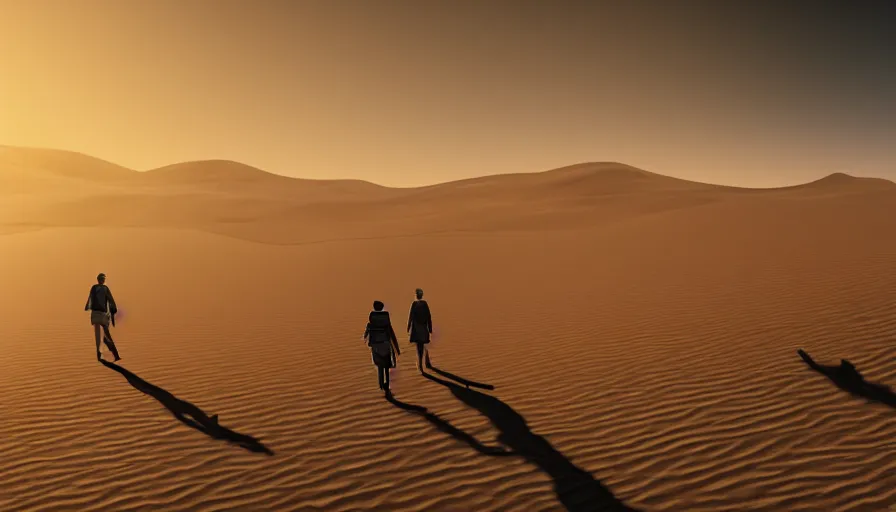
[1,149,895,511]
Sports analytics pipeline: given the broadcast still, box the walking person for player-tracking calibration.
[407,288,433,373]
[84,273,121,362]
[363,301,400,393]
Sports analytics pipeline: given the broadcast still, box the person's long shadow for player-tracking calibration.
[421,367,640,512]
[101,361,274,455]
[797,349,896,408]
[385,392,513,456]
[428,366,495,390]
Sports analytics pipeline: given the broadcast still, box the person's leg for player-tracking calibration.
[415,343,425,373]
[93,324,102,360]
[424,345,432,368]
[377,366,385,390]
[383,365,391,391]
[101,324,121,361]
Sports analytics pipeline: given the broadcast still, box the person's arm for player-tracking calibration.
[363,322,370,340]
[425,303,433,333]
[106,287,118,315]
[386,314,400,354]
[84,285,95,311]
[388,324,400,356]
[389,324,398,344]
[407,304,414,332]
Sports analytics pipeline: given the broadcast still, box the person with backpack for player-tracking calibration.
[363,300,400,393]
[407,288,433,373]
[84,273,121,362]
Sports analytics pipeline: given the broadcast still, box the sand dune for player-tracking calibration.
[4,147,895,243]
[145,160,291,184]
[140,160,390,200]
[0,145,135,182]
[1,147,895,511]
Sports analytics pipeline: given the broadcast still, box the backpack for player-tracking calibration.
[90,285,117,314]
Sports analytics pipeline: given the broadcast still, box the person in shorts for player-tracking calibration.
[84,273,121,362]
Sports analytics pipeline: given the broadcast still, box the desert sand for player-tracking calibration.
[1,146,895,511]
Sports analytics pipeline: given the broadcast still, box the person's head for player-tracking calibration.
[97,273,106,284]
[372,300,385,311]
[415,288,424,300]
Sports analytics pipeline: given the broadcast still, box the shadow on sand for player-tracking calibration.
[797,349,896,409]
[385,393,513,456]
[427,365,495,390]
[101,360,274,455]
[387,366,639,512]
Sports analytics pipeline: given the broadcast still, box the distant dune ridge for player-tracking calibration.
[2,145,893,243]
[1,145,896,511]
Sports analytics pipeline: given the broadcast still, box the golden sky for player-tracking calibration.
[1,0,893,187]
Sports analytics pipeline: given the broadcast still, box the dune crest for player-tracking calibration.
[0,145,135,182]
[797,171,896,192]
[2,145,895,246]
[2,145,893,194]
[143,160,289,184]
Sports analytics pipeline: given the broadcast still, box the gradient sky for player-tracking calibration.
[1,0,894,187]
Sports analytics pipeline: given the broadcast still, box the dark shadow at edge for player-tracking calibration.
[797,349,896,409]
[101,360,274,455]
[420,371,640,512]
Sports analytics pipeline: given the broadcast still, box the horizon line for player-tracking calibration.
[1,143,892,191]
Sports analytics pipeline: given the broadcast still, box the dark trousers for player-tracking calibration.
[414,342,431,367]
[377,365,391,390]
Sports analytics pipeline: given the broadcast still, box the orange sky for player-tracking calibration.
[1,0,893,187]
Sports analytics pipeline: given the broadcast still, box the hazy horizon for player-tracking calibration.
[2,0,893,188]
[2,142,892,190]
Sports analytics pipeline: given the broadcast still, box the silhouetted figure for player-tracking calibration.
[797,349,896,408]
[407,288,433,373]
[364,300,400,393]
[101,360,273,454]
[84,273,120,362]
[423,372,640,512]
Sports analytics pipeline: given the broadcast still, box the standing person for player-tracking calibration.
[84,273,121,362]
[407,288,433,373]
[363,300,400,393]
